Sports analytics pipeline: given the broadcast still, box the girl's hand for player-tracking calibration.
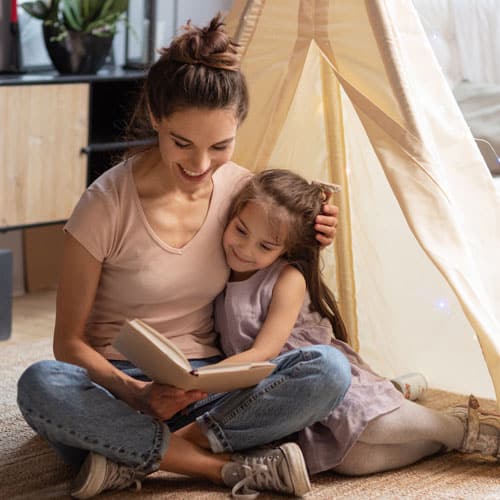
[315,200,339,247]
[134,381,207,420]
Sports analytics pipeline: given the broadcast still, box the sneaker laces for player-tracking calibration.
[231,454,290,499]
[103,461,143,493]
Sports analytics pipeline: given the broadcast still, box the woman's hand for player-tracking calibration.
[134,381,207,420]
[315,200,339,247]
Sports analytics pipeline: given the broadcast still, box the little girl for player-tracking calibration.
[211,168,500,475]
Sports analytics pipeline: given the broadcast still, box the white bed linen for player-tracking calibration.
[413,0,500,86]
[453,81,500,175]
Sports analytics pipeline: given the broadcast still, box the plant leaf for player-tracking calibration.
[23,0,127,35]
[81,0,90,19]
[83,0,103,23]
[20,1,50,20]
[62,0,84,31]
[99,0,128,19]
[47,0,61,21]
[85,12,123,35]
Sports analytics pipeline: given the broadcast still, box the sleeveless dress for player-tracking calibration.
[215,259,403,474]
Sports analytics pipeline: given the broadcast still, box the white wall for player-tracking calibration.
[156,0,234,48]
[119,0,234,66]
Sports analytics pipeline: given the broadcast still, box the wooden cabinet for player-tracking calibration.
[0,70,150,231]
[0,84,88,228]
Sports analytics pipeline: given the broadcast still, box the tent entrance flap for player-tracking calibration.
[227,0,500,406]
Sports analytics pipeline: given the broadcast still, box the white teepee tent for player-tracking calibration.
[226,0,500,405]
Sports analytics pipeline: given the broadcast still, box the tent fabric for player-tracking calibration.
[226,0,500,406]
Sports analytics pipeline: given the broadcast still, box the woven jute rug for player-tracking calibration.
[1,336,499,499]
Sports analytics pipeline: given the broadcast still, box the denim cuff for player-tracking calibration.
[196,414,232,454]
[142,421,170,473]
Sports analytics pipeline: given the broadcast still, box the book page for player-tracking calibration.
[131,319,191,371]
[197,362,275,373]
[114,319,276,392]
[190,363,276,392]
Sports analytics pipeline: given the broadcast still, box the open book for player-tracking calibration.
[113,319,276,392]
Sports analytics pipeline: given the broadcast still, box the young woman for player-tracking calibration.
[16,15,350,500]
[175,168,500,478]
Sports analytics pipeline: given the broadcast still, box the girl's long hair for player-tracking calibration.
[227,169,349,344]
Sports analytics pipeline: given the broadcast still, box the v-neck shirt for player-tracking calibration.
[65,158,250,359]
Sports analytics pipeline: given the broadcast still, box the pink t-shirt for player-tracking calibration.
[65,159,250,360]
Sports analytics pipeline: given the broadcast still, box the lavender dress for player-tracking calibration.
[215,259,403,474]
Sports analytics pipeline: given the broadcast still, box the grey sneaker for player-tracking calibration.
[221,442,312,499]
[70,452,145,499]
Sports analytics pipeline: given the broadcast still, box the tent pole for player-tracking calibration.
[319,54,359,351]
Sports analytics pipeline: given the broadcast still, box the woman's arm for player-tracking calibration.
[315,200,339,246]
[54,233,205,419]
[218,265,306,364]
[54,232,141,402]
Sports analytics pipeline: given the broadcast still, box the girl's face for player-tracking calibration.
[223,201,287,279]
[152,107,238,192]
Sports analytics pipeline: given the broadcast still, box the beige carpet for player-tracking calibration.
[1,335,499,499]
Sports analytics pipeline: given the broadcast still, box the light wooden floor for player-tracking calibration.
[10,288,57,343]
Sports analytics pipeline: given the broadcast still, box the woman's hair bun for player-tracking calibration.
[159,13,240,71]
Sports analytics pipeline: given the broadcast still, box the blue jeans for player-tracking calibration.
[17,345,350,473]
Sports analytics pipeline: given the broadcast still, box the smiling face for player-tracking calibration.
[223,201,288,280]
[151,106,238,193]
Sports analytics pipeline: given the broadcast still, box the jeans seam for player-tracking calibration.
[197,347,336,453]
[207,349,312,427]
[18,398,166,473]
[218,375,287,425]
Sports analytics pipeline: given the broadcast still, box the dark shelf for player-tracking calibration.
[0,219,67,233]
[86,74,150,185]
[87,150,120,185]
[82,138,157,154]
[0,66,146,86]
[89,78,145,144]
[84,137,157,185]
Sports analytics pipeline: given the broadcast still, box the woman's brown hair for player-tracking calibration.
[125,13,249,152]
[227,169,349,344]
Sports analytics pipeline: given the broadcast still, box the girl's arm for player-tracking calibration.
[219,265,306,364]
[54,233,205,419]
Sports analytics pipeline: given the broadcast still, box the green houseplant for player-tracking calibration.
[21,0,128,74]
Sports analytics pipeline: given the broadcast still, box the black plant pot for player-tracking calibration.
[43,25,114,75]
